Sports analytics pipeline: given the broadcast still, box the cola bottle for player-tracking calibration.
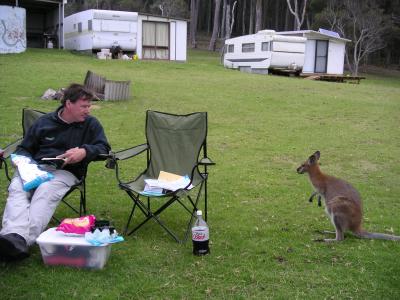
[192,210,210,255]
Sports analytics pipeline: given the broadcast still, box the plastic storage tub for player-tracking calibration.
[36,227,111,269]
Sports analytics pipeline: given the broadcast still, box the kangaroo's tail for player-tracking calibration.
[355,230,400,241]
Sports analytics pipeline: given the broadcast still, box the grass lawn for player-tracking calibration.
[0,48,399,299]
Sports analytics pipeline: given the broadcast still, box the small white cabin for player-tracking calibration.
[64,9,187,61]
[278,29,351,75]
[224,30,306,74]
[137,14,187,61]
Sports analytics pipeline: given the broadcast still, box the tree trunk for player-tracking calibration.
[284,5,290,30]
[190,0,199,48]
[207,0,212,34]
[220,0,227,38]
[225,3,231,39]
[286,0,308,30]
[274,0,280,30]
[262,0,269,29]
[242,0,246,35]
[249,0,254,34]
[209,0,222,51]
[255,0,262,32]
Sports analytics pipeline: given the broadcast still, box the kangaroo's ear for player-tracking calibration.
[314,151,320,160]
[308,151,320,164]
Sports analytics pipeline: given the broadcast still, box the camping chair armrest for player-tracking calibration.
[1,138,23,181]
[198,157,215,166]
[2,138,23,159]
[113,143,149,161]
[180,159,214,191]
[178,157,215,191]
[105,144,148,169]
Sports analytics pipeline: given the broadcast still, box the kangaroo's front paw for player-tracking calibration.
[313,238,325,242]
[323,238,339,243]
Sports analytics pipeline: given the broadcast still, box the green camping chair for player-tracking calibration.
[0,108,89,221]
[106,110,215,243]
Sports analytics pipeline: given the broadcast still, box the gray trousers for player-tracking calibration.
[0,166,78,246]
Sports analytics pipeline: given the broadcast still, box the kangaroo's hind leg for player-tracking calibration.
[324,214,345,242]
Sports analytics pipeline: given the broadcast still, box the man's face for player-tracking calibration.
[66,98,91,122]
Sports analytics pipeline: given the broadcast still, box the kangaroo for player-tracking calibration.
[297,151,400,242]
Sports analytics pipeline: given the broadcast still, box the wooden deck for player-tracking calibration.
[301,73,366,84]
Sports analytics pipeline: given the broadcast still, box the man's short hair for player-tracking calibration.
[61,83,94,106]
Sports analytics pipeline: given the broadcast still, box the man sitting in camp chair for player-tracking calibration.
[0,83,110,261]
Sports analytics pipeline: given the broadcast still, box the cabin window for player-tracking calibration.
[242,43,255,53]
[261,42,270,51]
[228,44,234,53]
[78,22,82,33]
[88,20,92,31]
[73,24,76,30]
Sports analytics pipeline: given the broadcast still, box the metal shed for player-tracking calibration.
[1,0,65,49]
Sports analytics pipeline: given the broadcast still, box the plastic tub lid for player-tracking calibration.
[36,227,108,247]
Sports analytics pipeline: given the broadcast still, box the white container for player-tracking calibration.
[36,227,111,269]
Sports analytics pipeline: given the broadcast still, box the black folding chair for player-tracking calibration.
[0,108,88,221]
[107,110,215,243]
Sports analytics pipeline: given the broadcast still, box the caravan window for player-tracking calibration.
[262,42,270,51]
[78,22,82,33]
[242,43,255,53]
[88,20,92,31]
[228,44,234,53]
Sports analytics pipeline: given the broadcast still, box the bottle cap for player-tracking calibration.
[196,210,202,216]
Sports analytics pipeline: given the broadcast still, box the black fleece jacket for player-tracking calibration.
[16,106,111,179]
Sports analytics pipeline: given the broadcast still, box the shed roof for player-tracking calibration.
[277,30,351,43]
[1,0,63,10]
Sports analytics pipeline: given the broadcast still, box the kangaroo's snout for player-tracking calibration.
[297,165,305,174]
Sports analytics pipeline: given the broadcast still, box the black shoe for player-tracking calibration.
[0,233,29,261]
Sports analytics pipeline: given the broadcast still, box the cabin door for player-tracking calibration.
[314,40,328,73]
[142,21,169,60]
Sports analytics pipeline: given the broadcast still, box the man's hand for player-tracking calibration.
[57,147,87,167]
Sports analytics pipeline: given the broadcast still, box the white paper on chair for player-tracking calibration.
[142,171,193,196]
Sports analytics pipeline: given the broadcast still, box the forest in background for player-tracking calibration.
[66,0,400,73]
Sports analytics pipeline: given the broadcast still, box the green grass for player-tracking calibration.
[1,48,400,299]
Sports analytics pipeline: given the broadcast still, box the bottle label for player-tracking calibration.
[192,226,209,241]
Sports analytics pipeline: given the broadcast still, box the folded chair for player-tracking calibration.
[0,108,88,221]
[107,110,215,243]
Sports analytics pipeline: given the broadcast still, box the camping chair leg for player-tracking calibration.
[81,180,87,216]
[204,179,208,222]
[125,195,183,243]
[126,196,177,236]
[1,158,12,182]
[124,202,137,235]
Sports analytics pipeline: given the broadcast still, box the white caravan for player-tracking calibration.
[64,10,138,51]
[224,30,306,74]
